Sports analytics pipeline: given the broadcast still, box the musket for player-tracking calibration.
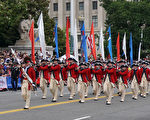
[11,48,37,91]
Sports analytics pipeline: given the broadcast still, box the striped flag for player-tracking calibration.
[88,22,96,60]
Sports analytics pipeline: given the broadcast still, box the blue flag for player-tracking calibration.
[80,22,88,62]
[107,26,113,60]
[130,33,133,65]
[35,36,39,42]
[54,23,59,58]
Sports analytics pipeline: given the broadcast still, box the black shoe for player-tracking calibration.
[106,101,111,105]
[69,98,73,100]
[118,93,122,96]
[140,94,143,97]
[52,100,57,102]
[132,97,137,100]
[142,96,146,98]
[60,95,63,97]
[120,100,124,102]
[85,96,88,98]
[79,100,84,103]
[41,97,46,99]
[24,107,29,109]
[94,99,98,101]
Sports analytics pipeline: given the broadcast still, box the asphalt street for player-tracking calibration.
[0,86,150,120]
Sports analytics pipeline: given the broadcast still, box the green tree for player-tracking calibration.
[0,0,66,55]
[100,0,150,59]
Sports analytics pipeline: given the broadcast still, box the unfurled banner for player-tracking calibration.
[0,76,7,90]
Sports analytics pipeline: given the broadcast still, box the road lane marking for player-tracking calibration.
[0,92,132,115]
[74,116,91,120]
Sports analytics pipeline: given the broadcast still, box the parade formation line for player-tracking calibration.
[0,92,132,115]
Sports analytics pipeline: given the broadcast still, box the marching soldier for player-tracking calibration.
[77,62,88,103]
[116,60,127,96]
[58,61,67,97]
[66,58,78,100]
[103,61,116,105]
[146,61,150,94]
[49,58,61,102]
[118,64,128,102]
[20,57,36,109]
[129,63,140,100]
[37,59,50,99]
[92,62,103,101]
[139,61,149,98]
[85,62,92,98]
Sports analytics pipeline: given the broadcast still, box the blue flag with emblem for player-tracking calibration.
[107,26,113,60]
[130,32,133,65]
[80,22,88,63]
[54,23,59,58]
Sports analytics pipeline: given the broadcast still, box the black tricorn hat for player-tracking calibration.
[132,63,138,67]
[52,58,60,62]
[41,59,48,62]
[68,57,77,62]
[120,64,128,68]
[117,60,126,63]
[79,62,87,66]
[142,61,149,65]
[107,60,115,65]
[24,56,31,63]
[95,62,102,66]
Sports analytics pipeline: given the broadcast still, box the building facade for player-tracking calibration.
[48,0,106,35]
[48,0,106,56]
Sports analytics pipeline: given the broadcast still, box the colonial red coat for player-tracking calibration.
[104,68,116,84]
[139,67,150,82]
[37,65,50,81]
[20,66,36,90]
[66,63,78,79]
[116,67,121,79]
[92,68,103,84]
[20,67,36,83]
[86,68,92,81]
[113,67,118,83]
[50,64,61,81]
[118,69,128,85]
[61,67,68,81]
[78,68,88,83]
[129,69,140,84]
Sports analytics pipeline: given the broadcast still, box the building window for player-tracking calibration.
[79,2,84,11]
[79,20,84,28]
[78,35,81,42]
[53,3,58,11]
[53,17,58,24]
[66,2,70,11]
[92,16,98,28]
[92,1,97,10]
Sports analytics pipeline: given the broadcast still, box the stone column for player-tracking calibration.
[84,0,90,32]
[58,0,63,29]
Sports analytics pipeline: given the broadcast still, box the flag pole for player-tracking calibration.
[70,0,74,55]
